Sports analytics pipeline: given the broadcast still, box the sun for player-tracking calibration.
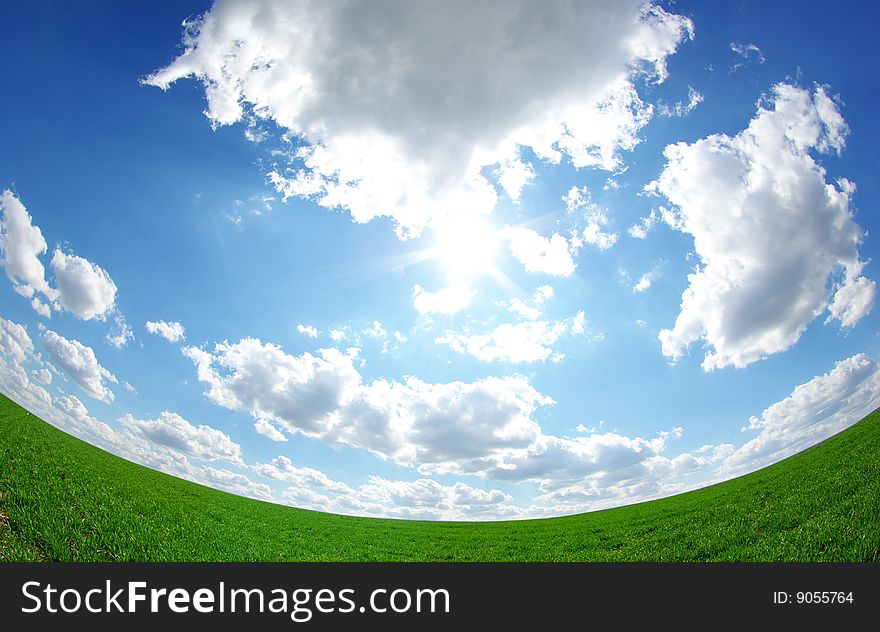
[431,216,500,279]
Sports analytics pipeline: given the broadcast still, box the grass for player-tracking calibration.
[1,393,879,561]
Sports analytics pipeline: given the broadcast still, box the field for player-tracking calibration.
[1,393,878,561]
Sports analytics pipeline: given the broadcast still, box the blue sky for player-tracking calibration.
[1,0,879,519]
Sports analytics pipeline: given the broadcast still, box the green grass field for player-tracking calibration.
[1,393,878,561]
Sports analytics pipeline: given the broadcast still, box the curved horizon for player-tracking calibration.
[1,0,879,521]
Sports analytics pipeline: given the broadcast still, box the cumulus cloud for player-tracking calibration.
[254,417,287,442]
[435,311,588,364]
[146,0,692,238]
[271,471,520,520]
[363,320,387,339]
[505,285,554,320]
[0,316,34,364]
[253,455,354,495]
[31,368,53,385]
[720,354,880,476]
[0,356,54,418]
[145,320,186,343]
[195,466,275,501]
[182,340,363,436]
[250,454,520,519]
[1,191,120,321]
[41,329,117,403]
[490,427,683,487]
[182,336,550,475]
[49,392,129,450]
[412,282,475,315]
[632,261,664,293]
[328,329,348,342]
[296,323,319,338]
[504,227,577,277]
[0,190,54,303]
[181,335,696,499]
[50,250,117,321]
[649,83,875,370]
[121,411,244,465]
[352,477,515,520]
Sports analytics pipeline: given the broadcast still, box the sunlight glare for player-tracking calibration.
[432,216,500,279]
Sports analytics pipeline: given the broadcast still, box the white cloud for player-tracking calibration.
[504,226,577,277]
[363,320,387,339]
[0,190,54,303]
[106,313,134,348]
[563,186,618,251]
[29,297,51,318]
[506,300,540,320]
[254,417,287,442]
[490,427,683,487]
[296,323,319,338]
[121,411,244,465]
[40,329,117,403]
[826,274,876,327]
[146,1,692,238]
[436,310,588,364]
[720,354,880,476]
[0,316,34,364]
[145,320,186,343]
[352,477,515,520]
[0,357,54,421]
[534,285,554,302]
[1,191,120,321]
[51,392,126,450]
[194,465,274,501]
[54,392,90,421]
[253,455,354,495]
[495,152,535,201]
[581,220,618,251]
[505,285,555,320]
[632,262,664,293]
[628,208,658,239]
[658,85,703,117]
[412,282,475,315]
[50,250,118,321]
[328,329,348,342]
[650,83,874,370]
[255,461,521,519]
[563,186,590,214]
[633,274,652,293]
[31,368,53,385]
[182,336,552,476]
[181,334,695,504]
[182,340,363,436]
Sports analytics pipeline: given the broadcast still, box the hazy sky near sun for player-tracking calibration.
[1,0,879,519]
